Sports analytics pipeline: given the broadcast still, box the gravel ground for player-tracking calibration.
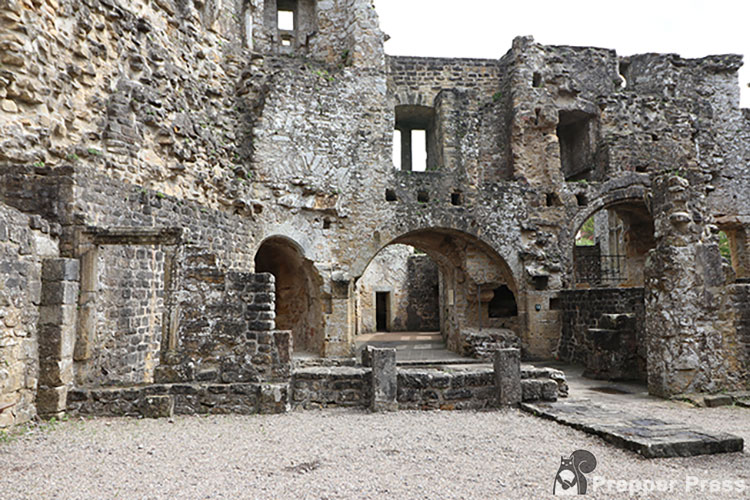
[1,403,749,500]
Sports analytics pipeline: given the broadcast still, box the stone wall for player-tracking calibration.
[67,381,290,416]
[728,283,750,378]
[155,247,291,385]
[75,244,164,386]
[292,366,370,409]
[290,364,562,411]
[557,287,645,381]
[0,203,59,427]
[0,0,748,408]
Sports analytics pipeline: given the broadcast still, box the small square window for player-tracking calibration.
[278,10,294,30]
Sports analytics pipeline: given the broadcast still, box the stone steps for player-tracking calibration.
[521,399,744,458]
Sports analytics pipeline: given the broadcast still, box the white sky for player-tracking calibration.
[374,0,750,108]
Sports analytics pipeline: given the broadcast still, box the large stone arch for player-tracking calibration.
[254,235,325,355]
[353,225,523,356]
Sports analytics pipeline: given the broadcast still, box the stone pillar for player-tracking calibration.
[494,348,521,406]
[645,172,744,397]
[37,258,79,418]
[367,346,397,411]
[399,127,412,171]
[323,274,355,357]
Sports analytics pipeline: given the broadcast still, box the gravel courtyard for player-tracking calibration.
[1,403,749,499]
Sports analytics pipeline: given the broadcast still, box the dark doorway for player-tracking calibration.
[254,237,323,354]
[376,292,389,332]
[488,285,518,318]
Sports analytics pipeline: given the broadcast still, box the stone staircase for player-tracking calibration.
[584,312,644,381]
[353,331,484,366]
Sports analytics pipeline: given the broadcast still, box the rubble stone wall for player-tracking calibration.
[557,287,645,376]
[0,203,59,427]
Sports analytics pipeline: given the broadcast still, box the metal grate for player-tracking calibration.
[575,254,626,285]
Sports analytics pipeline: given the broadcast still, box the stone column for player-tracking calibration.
[37,258,79,418]
[367,346,398,412]
[323,274,355,357]
[645,172,743,397]
[494,348,521,406]
[399,127,412,171]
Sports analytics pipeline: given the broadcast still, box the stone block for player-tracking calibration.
[494,348,521,406]
[37,386,68,415]
[42,258,80,282]
[259,383,289,413]
[39,358,74,387]
[38,304,77,327]
[38,323,76,360]
[704,394,733,407]
[273,330,292,369]
[369,347,397,412]
[139,395,174,418]
[40,281,79,306]
[541,379,558,401]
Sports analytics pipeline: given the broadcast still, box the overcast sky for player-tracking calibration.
[373,0,750,108]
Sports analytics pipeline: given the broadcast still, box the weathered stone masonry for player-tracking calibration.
[0,0,749,425]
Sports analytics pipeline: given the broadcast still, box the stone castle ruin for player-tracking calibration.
[1,0,749,426]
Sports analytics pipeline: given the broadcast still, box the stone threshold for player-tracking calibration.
[521,400,744,458]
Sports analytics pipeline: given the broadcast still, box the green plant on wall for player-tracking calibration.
[575,216,595,246]
[718,231,731,260]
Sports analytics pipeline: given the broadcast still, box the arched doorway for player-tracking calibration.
[573,200,655,287]
[254,237,324,355]
[561,199,655,381]
[355,228,520,358]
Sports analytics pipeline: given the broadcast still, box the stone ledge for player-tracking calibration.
[68,382,289,417]
[521,400,744,458]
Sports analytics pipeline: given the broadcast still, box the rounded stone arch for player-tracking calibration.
[351,215,522,284]
[353,224,523,354]
[565,181,654,287]
[253,235,325,355]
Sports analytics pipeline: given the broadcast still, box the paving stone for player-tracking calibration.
[704,394,733,407]
[521,400,744,458]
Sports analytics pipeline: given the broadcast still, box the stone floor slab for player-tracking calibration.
[521,399,744,458]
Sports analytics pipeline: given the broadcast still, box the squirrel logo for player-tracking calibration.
[553,449,597,495]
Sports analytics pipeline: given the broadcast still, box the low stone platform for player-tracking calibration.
[521,400,744,458]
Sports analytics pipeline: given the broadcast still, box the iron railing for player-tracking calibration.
[574,254,626,285]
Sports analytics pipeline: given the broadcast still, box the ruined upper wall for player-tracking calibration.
[248,0,384,67]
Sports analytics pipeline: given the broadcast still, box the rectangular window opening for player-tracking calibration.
[277,9,295,30]
[411,129,427,172]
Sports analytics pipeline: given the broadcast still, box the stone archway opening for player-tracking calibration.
[559,199,655,382]
[254,237,324,355]
[355,229,520,360]
[573,200,654,287]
